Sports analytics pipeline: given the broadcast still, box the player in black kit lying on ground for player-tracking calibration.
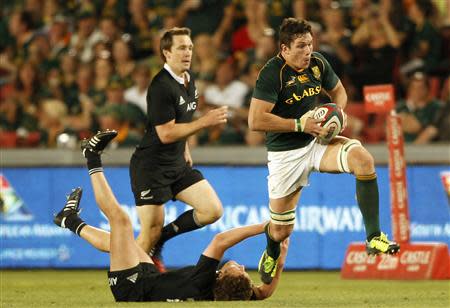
[53,130,288,301]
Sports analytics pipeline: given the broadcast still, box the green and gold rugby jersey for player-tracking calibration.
[252,51,339,151]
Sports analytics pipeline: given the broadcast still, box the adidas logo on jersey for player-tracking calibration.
[127,273,138,283]
[179,96,186,105]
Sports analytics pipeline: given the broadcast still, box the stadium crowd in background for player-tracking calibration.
[0,0,449,148]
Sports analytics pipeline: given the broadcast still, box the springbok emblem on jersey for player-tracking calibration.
[312,66,321,80]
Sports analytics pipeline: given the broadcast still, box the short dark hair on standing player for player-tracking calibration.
[279,18,312,48]
[159,27,191,62]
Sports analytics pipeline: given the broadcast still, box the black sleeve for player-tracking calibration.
[195,254,220,272]
[147,81,176,126]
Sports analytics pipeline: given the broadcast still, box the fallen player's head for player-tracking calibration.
[214,261,253,301]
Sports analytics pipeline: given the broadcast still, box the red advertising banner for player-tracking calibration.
[341,242,449,280]
[363,84,395,113]
[386,111,410,244]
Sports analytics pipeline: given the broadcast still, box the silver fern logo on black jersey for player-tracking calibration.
[285,86,322,104]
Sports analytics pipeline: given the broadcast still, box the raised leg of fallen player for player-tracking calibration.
[53,130,151,270]
[261,136,400,282]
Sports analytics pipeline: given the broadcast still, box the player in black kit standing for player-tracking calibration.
[130,27,228,271]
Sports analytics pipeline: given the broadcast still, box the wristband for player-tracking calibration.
[294,119,299,132]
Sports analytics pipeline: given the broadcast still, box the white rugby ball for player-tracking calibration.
[313,103,344,142]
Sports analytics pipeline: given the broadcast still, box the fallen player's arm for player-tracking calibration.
[203,223,267,260]
[252,238,290,300]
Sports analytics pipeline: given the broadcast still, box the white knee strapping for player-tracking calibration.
[337,139,362,173]
[269,205,296,225]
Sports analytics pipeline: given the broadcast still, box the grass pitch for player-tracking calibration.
[1,270,448,307]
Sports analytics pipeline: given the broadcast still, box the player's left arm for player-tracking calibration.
[252,238,289,300]
[326,80,347,110]
[203,223,267,260]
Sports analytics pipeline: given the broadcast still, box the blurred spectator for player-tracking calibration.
[0,97,39,133]
[350,5,401,97]
[42,0,62,28]
[401,0,441,76]
[98,16,121,44]
[60,52,78,90]
[176,0,228,37]
[347,0,372,30]
[318,4,352,82]
[93,56,113,97]
[145,31,164,78]
[64,64,96,132]
[70,10,105,63]
[99,0,128,28]
[103,75,146,133]
[38,98,69,147]
[11,61,44,118]
[48,15,71,65]
[396,72,443,142]
[95,104,142,147]
[202,58,249,144]
[24,0,45,29]
[231,0,269,54]
[126,0,154,59]
[321,4,352,49]
[124,63,152,113]
[112,37,136,88]
[0,10,36,75]
[414,75,450,143]
[238,28,277,76]
[191,34,219,84]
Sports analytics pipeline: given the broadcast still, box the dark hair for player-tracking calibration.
[415,0,434,18]
[159,27,191,62]
[279,18,312,48]
[15,10,34,31]
[213,274,253,301]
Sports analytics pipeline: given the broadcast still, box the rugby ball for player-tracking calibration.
[313,103,344,142]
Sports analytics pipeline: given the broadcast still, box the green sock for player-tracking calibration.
[265,224,281,260]
[356,173,381,240]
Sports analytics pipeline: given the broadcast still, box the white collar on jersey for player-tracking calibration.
[164,63,191,85]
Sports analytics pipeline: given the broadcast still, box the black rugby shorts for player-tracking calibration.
[107,263,157,302]
[130,161,204,206]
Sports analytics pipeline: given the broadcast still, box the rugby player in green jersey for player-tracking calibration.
[248,18,400,284]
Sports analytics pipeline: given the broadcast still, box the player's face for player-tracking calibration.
[165,34,193,76]
[282,33,313,70]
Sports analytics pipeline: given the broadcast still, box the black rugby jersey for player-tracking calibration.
[142,254,219,301]
[136,66,199,168]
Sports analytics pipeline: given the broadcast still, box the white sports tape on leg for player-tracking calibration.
[337,139,362,173]
[269,205,296,225]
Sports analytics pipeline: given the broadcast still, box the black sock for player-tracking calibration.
[65,213,86,236]
[265,224,281,260]
[158,209,202,245]
[85,150,103,175]
[355,173,381,241]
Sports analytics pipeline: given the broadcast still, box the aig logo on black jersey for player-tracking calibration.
[187,101,196,111]
[179,95,196,111]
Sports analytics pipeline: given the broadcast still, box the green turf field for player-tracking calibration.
[1,270,448,307]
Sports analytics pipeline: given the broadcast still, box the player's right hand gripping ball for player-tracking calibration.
[313,103,344,143]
